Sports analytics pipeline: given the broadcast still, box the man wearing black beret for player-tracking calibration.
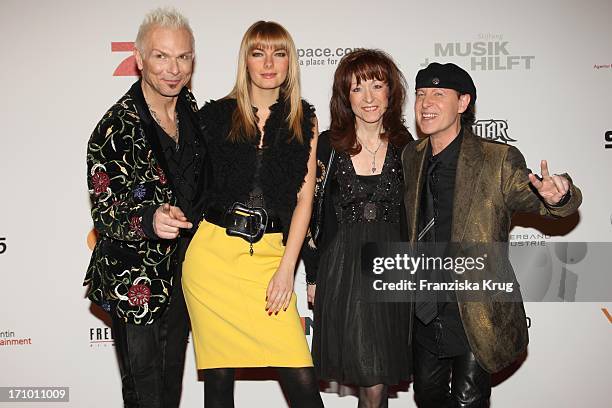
[401,62,582,407]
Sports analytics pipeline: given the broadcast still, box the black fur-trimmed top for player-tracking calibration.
[198,98,316,243]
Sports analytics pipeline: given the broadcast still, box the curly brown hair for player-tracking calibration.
[329,49,411,154]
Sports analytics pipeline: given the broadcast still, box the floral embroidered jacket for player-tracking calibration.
[84,80,206,325]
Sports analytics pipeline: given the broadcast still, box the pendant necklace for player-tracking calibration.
[149,104,180,151]
[357,136,383,173]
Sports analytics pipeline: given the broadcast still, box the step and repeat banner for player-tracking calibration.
[1,0,611,406]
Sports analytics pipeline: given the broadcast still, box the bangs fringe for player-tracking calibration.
[247,29,290,52]
[351,60,388,84]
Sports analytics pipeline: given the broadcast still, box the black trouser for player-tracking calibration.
[111,276,190,408]
[413,341,491,408]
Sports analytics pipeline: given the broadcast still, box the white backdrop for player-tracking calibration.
[1,0,611,406]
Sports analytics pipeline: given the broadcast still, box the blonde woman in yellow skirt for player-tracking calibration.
[182,21,323,407]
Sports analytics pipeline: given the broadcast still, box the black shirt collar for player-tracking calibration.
[426,128,464,166]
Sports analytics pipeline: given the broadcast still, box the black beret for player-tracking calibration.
[415,62,477,105]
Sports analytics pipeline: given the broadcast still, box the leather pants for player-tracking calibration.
[111,275,190,408]
[413,341,491,408]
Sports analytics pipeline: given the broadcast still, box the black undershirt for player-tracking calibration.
[155,99,199,215]
[415,129,471,358]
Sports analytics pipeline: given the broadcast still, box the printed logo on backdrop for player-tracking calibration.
[90,326,114,348]
[472,120,516,144]
[605,130,612,149]
[0,330,32,347]
[87,229,98,251]
[602,308,612,324]
[593,63,611,71]
[112,42,138,76]
[298,47,356,68]
[508,235,580,303]
[510,233,550,247]
[510,241,587,302]
[300,316,314,336]
[112,42,355,72]
[89,320,316,347]
[420,33,535,71]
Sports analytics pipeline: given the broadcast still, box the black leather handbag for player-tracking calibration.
[309,149,335,248]
[225,202,268,255]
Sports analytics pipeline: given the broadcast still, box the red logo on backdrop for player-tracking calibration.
[300,316,314,335]
[602,307,612,324]
[112,42,139,76]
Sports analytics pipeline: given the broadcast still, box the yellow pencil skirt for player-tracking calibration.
[182,220,313,369]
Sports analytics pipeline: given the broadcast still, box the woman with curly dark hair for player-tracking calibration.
[304,49,413,407]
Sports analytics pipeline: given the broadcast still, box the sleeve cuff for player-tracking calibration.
[548,189,571,208]
[141,205,159,239]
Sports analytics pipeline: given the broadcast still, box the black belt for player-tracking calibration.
[204,206,283,233]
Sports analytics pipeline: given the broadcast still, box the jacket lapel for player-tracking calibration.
[404,138,429,241]
[130,80,177,196]
[451,130,485,242]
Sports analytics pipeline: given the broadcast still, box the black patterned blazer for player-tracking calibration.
[84,80,208,325]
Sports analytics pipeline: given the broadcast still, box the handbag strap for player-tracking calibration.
[310,148,335,247]
[319,149,335,198]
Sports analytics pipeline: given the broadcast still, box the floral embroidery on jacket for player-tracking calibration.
[84,81,200,325]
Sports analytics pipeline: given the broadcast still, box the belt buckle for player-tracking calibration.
[224,202,268,249]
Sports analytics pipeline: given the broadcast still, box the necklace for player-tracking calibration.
[357,136,383,174]
[148,104,180,151]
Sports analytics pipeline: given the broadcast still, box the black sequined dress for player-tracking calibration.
[312,144,411,386]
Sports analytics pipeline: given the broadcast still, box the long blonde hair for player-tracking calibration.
[226,21,304,143]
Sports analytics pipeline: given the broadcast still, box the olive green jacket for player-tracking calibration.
[401,129,582,372]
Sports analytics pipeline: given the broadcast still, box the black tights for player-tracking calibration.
[203,367,323,408]
[358,384,388,408]
[203,368,234,408]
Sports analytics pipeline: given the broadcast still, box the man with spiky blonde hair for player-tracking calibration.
[134,8,195,52]
[85,7,208,407]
